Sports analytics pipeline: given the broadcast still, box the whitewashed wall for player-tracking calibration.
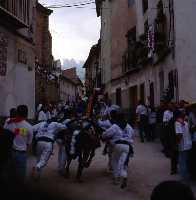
[0,27,35,118]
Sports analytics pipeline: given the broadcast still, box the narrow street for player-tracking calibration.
[27,136,194,200]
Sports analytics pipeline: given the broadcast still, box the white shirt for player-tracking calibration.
[62,118,72,125]
[38,111,48,122]
[51,109,57,118]
[4,120,33,151]
[102,124,134,146]
[33,122,67,141]
[37,104,42,112]
[175,121,192,151]
[189,112,196,141]
[98,119,112,130]
[104,104,120,116]
[136,105,147,116]
[99,102,107,116]
[163,110,173,123]
[46,111,51,120]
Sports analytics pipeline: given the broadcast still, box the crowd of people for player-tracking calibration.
[136,99,196,182]
[0,97,88,182]
[0,96,196,199]
[36,97,87,123]
[0,97,134,190]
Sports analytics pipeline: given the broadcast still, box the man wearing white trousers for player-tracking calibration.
[56,118,72,176]
[33,121,67,180]
[102,112,134,189]
[98,117,113,171]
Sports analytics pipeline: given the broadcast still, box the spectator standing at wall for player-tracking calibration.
[51,104,58,119]
[148,106,157,141]
[4,105,33,181]
[167,110,179,175]
[162,102,174,157]
[188,103,196,180]
[4,108,17,126]
[38,104,48,122]
[0,126,15,182]
[156,101,167,152]
[175,111,192,181]
[136,100,148,143]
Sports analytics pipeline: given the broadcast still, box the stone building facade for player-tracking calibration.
[35,2,59,105]
[83,41,101,96]
[0,0,36,118]
[96,0,196,111]
[60,68,84,103]
[96,0,112,94]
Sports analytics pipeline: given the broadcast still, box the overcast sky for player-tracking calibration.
[38,0,100,62]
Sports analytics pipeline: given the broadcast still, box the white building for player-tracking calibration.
[96,0,196,111]
[60,68,84,103]
[126,0,196,106]
[96,0,112,94]
[0,0,36,118]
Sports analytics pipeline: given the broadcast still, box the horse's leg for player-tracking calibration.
[65,157,72,178]
[85,149,95,168]
[76,153,84,182]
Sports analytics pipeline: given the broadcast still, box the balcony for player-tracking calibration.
[153,0,171,63]
[123,33,149,74]
[0,0,29,29]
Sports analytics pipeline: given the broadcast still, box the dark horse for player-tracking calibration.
[64,118,101,181]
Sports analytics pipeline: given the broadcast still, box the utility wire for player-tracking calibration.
[45,1,95,8]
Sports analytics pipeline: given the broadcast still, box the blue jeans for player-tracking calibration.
[12,151,27,181]
[178,150,190,180]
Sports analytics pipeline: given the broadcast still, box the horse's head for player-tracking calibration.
[81,121,101,149]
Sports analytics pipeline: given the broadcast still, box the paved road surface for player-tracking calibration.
[27,137,196,200]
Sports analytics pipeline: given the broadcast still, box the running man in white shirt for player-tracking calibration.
[98,112,113,172]
[32,120,67,180]
[102,112,134,189]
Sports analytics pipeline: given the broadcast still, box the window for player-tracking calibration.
[127,26,136,69]
[144,20,148,36]
[155,0,168,56]
[0,32,8,76]
[116,88,122,106]
[142,0,148,14]
[128,0,135,8]
[18,49,27,64]
[159,71,164,101]
[140,83,145,103]
[168,70,174,99]
[0,0,6,8]
[129,85,138,109]
[149,82,155,107]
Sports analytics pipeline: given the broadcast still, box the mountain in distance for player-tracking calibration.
[62,58,85,82]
